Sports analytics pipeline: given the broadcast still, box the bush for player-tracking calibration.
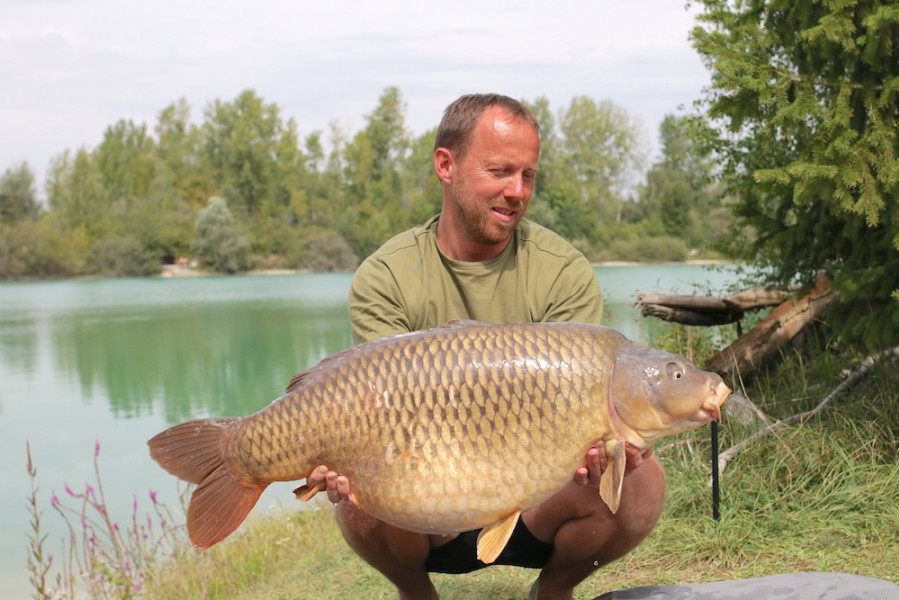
[0,219,85,279]
[87,237,161,278]
[192,197,251,274]
[605,235,690,263]
[290,230,358,272]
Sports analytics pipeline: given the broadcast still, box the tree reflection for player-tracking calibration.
[44,282,353,423]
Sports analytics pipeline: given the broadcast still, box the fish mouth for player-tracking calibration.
[690,380,731,424]
[705,380,731,421]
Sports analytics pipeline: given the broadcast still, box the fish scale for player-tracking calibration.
[149,320,729,559]
[227,323,596,528]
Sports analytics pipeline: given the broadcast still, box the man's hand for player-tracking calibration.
[574,441,653,487]
[307,465,356,504]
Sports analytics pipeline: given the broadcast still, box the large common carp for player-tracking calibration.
[148,320,729,562]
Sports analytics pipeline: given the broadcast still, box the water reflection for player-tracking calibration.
[0,275,356,425]
[51,303,350,422]
[45,288,350,423]
[0,318,40,412]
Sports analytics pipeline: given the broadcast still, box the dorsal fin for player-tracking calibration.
[438,319,488,329]
[285,321,491,393]
[285,344,364,392]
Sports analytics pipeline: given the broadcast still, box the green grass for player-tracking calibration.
[139,342,899,599]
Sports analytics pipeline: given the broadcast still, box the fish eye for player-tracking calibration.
[666,362,684,380]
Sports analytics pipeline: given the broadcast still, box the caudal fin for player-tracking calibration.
[148,418,266,549]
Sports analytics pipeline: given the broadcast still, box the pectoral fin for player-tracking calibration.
[476,510,521,564]
[599,439,626,514]
[293,482,324,502]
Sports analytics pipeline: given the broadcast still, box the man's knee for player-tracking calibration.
[617,455,665,534]
[334,502,431,569]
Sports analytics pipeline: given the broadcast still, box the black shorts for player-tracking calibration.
[424,518,554,574]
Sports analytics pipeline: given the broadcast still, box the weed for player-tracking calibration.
[26,442,186,599]
[26,442,59,599]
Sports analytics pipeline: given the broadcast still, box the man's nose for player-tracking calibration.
[504,173,528,199]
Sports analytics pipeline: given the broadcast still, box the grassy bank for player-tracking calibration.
[138,339,898,599]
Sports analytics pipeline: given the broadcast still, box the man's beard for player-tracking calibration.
[450,180,519,246]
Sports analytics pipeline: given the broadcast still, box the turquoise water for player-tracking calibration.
[0,265,745,598]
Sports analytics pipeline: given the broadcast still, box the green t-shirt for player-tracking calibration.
[348,215,603,343]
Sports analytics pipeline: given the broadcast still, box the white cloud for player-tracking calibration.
[0,0,710,191]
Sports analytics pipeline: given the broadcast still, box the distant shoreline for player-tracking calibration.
[593,259,728,268]
[159,259,731,279]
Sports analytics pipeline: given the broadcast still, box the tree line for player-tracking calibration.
[1,0,896,349]
[0,88,730,279]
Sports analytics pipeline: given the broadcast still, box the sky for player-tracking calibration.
[1,0,711,193]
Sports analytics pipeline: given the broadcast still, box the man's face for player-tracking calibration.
[448,107,539,246]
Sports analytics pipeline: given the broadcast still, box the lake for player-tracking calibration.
[0,264,745,598]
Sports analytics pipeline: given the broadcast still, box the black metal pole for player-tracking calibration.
[711,419,720,521]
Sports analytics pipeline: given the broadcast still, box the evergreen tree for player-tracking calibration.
[691,0,899,347]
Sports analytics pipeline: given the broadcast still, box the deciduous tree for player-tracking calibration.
[202,90,295,216]
[0,163,40,224]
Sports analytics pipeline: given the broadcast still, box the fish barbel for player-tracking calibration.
[148,320,729,562]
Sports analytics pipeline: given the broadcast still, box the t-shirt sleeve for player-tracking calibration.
[347,256,413,344]
[542,254,604,325]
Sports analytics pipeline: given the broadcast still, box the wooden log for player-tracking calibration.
[638,304,743,327]
[635,288,789,326]
[703,278,838,380]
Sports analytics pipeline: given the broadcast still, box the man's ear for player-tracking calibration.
[434,147,454,184]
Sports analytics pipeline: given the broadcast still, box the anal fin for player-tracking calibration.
[476,510,521,564]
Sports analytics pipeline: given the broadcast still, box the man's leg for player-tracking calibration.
[523,455,666,600]
[334,500,439,600]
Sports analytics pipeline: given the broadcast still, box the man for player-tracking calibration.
[307,93,665,600]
